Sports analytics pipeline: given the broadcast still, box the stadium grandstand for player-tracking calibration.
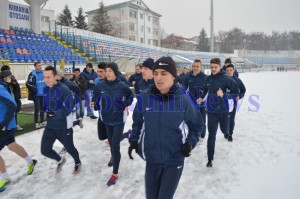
[0,0,299,80]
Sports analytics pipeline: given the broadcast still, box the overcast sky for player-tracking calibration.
[13,0,300,38]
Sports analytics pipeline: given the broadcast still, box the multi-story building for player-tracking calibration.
[86,0,161,46]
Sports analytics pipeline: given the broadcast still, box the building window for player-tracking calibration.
[129,22,135,31]
[153,29,158,36]
[140,26,144,32]
[153,40,159,46]
[129,36,135,41]
[148,39,151,45]
[153,17,159,25]
[121,23,125,31]
[121,10,124,16]
[41,16,49,22]
[130,10,137,19]
[148,16,151,21]
[140,13,144,19]
[147,27,151,33]
[140,38,144,43]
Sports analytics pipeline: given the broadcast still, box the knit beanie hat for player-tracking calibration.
[56,68,64,77]
[142,58,154,70]
[0,70,12,79]
[106,62,119,76]
[1,65,11,71]
[153,57,177,78]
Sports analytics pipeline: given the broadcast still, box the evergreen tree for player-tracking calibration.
[197,28,210,51]
[91,1,113,35]
[74,7,88,30]
[58,4,73,27]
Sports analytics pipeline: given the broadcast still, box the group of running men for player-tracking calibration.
[0,56,246,198]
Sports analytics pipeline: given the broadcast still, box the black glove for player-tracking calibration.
[181,142,192,157]
[128,141,138,160]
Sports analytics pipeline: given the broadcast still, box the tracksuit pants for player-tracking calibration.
[41,127,81,164]
[105,124,125,174]
[34,96,44,123]
[199,106,207,138]
[207,112,229,161]
[229,106,237,135]
[145,162,184,199]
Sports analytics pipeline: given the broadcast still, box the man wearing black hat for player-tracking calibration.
[1,66,23,131]
[92,62,133,186]
[135,58,155,94]
[129,56,203,199]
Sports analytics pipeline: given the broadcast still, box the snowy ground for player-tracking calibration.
[1,71,300,199]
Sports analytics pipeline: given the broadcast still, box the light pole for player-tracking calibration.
[210,0,214,52]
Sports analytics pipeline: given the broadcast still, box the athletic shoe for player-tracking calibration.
[73,163,81,175]
[0,179,10,193]
[107,174,118,186]
[35,123,41,129]
[206,160,213,167]
[56,157,66,174]
[16,125,23,131]
[90,116,98,119]
[27,159,38,175]
[40,122,47,128]
[228,135,233,142]
[79,117,83,129]
[107,157,113,167]
[224,134,229,139]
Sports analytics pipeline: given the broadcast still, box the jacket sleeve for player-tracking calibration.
[0,95,16,127]
[92,85,101,110]
[200,78,208,99]
[226,77,240,99]
[26,72,37,92]
[129,100,144,142]
[62,86,73,116]
[70,82,82,99]
[184,97,202,148]
[238,78,246,99]
[128,74,135,86]
[124,85,133,107]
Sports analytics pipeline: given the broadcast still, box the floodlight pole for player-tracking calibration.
[210,0,214,52]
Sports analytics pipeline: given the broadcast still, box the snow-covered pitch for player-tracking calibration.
[1,71,300,199]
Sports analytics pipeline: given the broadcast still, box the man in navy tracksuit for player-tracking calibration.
[222,58,239,77]
[225,64,246,141]
[0,77,37,192]
[198,58,239,167]
[41,66,81,174]
[135,58,155,94]
[183,59,208,139]
[92,62,133,186]
[26,62,46,128]
[129,57,203,199]
[128,64,143,92]
[81,63,98,119]
[56,69,83,128]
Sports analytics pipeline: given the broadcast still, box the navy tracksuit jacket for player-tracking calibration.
[129,84,203,199]
[201,71,239,161]
[93,78,133,174]
[183,71,208,138]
